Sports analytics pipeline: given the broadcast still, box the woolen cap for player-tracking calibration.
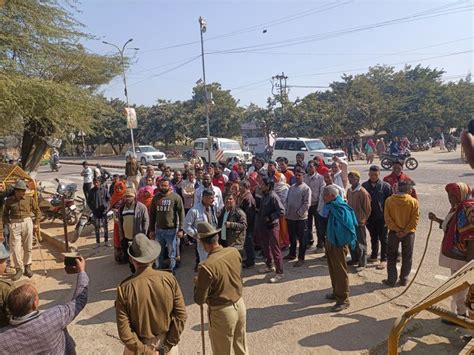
[125,188,136,197]
[196,222,221,240]
[128,233,161,264]
[13,180,27,190]
[348,170,361,179]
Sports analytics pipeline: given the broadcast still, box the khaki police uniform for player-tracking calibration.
[2,194,40,272]
[194,245,248,355]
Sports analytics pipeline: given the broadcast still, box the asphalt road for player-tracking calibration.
[27,149,474,354]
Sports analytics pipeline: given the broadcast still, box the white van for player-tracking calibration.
[193,137,253,164]
[273,137,347,165]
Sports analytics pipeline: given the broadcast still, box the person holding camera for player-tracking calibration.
[0,256,88,353]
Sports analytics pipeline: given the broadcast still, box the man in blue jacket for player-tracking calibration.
[323,185,358,312]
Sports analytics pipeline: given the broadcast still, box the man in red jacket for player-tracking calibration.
[383,161,417,199]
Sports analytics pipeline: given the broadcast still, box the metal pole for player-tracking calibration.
[103,40,136,154]
[82,134,86,161]
[199,17,211,164]
[62,195,69,252]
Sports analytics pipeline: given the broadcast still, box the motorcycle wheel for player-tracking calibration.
[405,157,418,170]
[66,212,78,226]
[381,158,392,170]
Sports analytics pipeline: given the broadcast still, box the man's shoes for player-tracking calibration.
[398,279,408,287]
[382,279,396,287]
[368,257,378,263]
[314,247,325,254]
[259,266,276,274]
[347,260,358,266]
[24,265,33,278]
[283,254,296,261]
[355,265,366,272]
[293,260,305,267]
[376,261,386,270]
[325,293,336,300]
[242,263,255,269]
[94,243,101,249]
[307,240,315,246]
[104,241,112,247]
[11,268,22,281]
[269,274,284,283]
[320,255,327,261]
[332,303,350,312]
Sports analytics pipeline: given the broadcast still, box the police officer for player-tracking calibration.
[2,180,40,281]
[194,222,248,355]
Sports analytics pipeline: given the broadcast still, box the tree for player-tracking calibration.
[189,82,242,139]
[0,0,122,171]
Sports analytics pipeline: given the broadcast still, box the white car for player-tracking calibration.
[273,137,347,165]
[125,145,167,165]
[192,137,253,164]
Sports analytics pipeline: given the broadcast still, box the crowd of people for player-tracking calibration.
[0,125,472,354]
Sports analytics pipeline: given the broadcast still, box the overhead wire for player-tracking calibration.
[209,2,472,54]
[227,36,473,95]
[138,1,350,54]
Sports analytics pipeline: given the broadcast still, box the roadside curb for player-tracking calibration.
[40,228,68,252]
[61,161,125,169]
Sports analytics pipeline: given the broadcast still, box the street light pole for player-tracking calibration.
[199,17,211,164]
[102,39,139,154]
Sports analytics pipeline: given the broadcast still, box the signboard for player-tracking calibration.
[125,107,137,129]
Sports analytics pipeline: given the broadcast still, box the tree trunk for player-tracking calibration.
[20,129,48,173]
[109,143,119,155]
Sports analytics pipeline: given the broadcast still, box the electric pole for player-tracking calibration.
[272,72,289,106]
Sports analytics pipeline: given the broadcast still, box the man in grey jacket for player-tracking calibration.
[285,167,311,266]
[118,188,150,262]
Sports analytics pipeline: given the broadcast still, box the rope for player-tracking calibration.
[347,218,435,314]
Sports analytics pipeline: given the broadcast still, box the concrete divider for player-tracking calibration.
[61,161,125,169]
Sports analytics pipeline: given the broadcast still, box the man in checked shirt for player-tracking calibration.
[0,256,88,354]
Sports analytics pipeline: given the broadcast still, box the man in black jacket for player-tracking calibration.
[256,175,285,283]
[218,193,247,250]
[361,165,392,269]
[87,178,111,248]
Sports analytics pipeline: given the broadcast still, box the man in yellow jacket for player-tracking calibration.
[383,179,419,287]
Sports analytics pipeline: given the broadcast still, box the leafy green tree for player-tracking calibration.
[0,0,122,171]
[189,82,242,139]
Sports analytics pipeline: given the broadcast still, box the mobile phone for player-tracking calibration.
[64,254,79,274]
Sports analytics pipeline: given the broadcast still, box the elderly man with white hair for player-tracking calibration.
[322,184,358,312]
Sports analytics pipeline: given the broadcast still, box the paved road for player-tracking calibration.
[26,149,473,354]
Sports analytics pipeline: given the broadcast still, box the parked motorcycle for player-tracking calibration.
[446,141,457,152]
[72,196,113,243]
[38,178,79,225]
[380,150,418,170]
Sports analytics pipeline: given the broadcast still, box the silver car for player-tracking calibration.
[125,145,167,165]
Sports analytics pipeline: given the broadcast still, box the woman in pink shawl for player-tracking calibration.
[137,185,154,212]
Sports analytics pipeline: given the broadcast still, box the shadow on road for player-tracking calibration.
[246,281,385,333]
[298,313,396,351]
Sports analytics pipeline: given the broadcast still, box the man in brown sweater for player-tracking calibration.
[116,234,187,354]
[194,222,247,355]
[347,171,372,269]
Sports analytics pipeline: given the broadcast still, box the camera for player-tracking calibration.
[64,253,80,274]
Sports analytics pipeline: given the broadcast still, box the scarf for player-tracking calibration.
[137,186,154,210]
[110,181,126,208]
[442,182,474,260]
[326,195,357,249]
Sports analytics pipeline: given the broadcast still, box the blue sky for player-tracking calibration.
[78,0,473,107]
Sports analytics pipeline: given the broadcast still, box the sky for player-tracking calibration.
[77,0,474,107]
